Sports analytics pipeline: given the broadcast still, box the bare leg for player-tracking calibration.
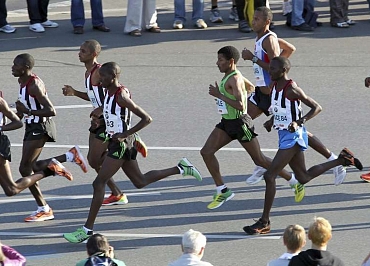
[200,127,232,186]
[248,102,264,120]
[307,131,331,159]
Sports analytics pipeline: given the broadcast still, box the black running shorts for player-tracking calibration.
[107,140,137,160]
[23,118,56,142]
[89,124,106,141]
[216,114,258,143]
[248,86,271,116]
[0,134,11,162]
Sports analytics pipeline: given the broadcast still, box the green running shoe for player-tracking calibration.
[207,189,235,209]
[63,227,92,243]
[290,183,305,202]
[178,158,202,181]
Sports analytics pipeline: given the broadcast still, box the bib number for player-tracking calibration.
[216,99,228,114]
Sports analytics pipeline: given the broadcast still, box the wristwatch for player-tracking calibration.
[252,56,259,64]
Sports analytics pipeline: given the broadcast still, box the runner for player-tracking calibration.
[242,56,363,235]
[201,46,304,210]
[63,62,202,243]
[241,6,346,186]
[360,76,370,182]
[62,40,146,206]
[12,53,87,222]
[0,92,73,197]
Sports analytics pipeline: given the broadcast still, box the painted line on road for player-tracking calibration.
[9,143,277,152]
[0,191,160,204]
[0,231,280,240]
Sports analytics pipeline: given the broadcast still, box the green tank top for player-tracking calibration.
[219,70,247,119]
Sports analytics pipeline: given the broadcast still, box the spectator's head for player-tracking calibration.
[181,229,207,258]
[283,224,306,253]
[83,39,101,56]
[308,217,332,248]
[86,234,110,256]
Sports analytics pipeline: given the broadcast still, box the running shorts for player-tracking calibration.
[23,118,56,142]
[216,114,258,143]
[107,140,138,160]
[278,126,308,151]
[0,134,11,161]
[248,86,271,116]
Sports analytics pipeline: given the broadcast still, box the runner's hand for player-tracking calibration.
[263,119,273,132]
[288,121,298,133]
[62,85,75,96]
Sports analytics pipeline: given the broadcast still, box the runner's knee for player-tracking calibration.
[4,187,17,197]
[200,147,215,158]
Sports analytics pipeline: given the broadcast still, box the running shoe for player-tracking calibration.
[41,20,59,28]
[210,8,223,23]
[290,183,305,202]
[133,133,148,158]
[64,227,93,243]
[194,19,207,29]
[360,172,370,182]
[246,165,266,185]
[207,189,234,209]
[229,7,239,21]
[69,145,88,173]
[24,208,54,222]
[339,148,363,170]
[333,165,346,186]
[178,158,202,181]
[243,218,271,235]
[102,193,129,206]
[173,20,183,29]
[48,158,73,181]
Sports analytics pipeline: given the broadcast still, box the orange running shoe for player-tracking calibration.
[48,158,73,181]
[24,208,54,222]
[339,148,363,170]
[360,172,370,182]
[102,193,128,206]
[133,133,148,158]
[69,145,88,173]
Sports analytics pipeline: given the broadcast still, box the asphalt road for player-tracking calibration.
[0,0,370,265]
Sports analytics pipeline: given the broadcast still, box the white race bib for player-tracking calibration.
[216,99,228,114]
[253,63,264,83]
[87,89,99,109]
[273,106,290,129]
[104,112,123,136]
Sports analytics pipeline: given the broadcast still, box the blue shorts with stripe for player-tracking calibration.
[278,126,308,151]
[216,114,258,143]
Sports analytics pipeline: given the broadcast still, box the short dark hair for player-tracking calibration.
[218,46,240,63]
[271,56,291,72]
[15,53,35,69]
[255,6,273,22]
[83,39,101,56]
[86,234,110,256]
[100,62,121,76]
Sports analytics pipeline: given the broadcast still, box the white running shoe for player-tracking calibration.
[333,165,346,186]
[246,165,266,185]
[29,23,45,33]
[0,24,16,33]
[41,20,59,28]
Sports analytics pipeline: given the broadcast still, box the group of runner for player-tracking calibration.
[0,6,366,243]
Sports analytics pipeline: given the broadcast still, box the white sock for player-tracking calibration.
[328,152,337,161]
[38,204,50,213]
[177,166,184,175]
[65,151,74,162]
[216,184,227,194]
[288,173,298,185]
[82,226,92,234]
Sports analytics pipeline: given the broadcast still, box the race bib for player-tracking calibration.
[216,99,228,114]
[87,89,99,109]
[104,112,123,136]
[273,106,289,129]
[253,63,264,83]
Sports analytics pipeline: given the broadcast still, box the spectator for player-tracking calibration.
[289,217,344,266]
[0,0,16,33]
[27,0,58,33]
[71,0,110,34]
[267,224,306,266]
[209,0,239,23]
[289,0,315,31]
[76,233,126,266]
[329,0,355,28]
[124,0,160,37]
[282,0,292,16]
[173,0,207,29]
[0,240,26,266]
[168,229,213,266]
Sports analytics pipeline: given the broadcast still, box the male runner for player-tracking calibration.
[241,7,346,186]
[201,46,303,210]
[360,76,370,182]
[63,62,202,243]
[243,57,363,235]
[12,53,87,222]
[0,92,74,196]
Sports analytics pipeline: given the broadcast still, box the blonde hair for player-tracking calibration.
[308,217,332,246]
[283,224,306,251]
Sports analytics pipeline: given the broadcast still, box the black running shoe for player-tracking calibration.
[243,218,271,235]
[339,148,363,170]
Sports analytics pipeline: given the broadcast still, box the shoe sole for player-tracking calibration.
[207,193,235,210]
[25,215,55,222]
[243,226,271,235]
[102,200,128,206]
[246,173,265,185]
[74,145,88,173]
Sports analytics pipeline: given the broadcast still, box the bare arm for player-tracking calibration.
[209,75,245,111]
[0,98,23,131]
[278,38,296,58]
